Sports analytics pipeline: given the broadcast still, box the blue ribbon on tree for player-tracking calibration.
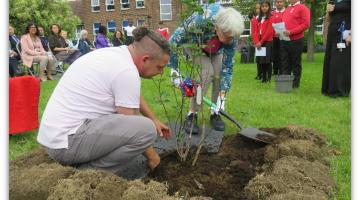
[338,21,346,42]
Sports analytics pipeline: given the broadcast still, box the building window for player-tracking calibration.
[107,21,116,33]
[199,0,232,4]
[120,0,130,10]
[160,0,172,21]
[122,20,129,30]
[136,0,145,8]
[75,24,84,39]
[218,0,232,4]
[91,0,100,12]
[137,19,145,26]
[106,0,115,11]
[93,23,101,35]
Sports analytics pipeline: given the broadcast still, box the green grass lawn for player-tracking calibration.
[9,52,350,200]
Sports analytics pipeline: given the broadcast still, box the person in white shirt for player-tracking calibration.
[60,30,77,50]
[38,27,171,176]
[124,22,137,45]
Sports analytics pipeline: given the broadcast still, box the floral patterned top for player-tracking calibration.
[168,3,238,92]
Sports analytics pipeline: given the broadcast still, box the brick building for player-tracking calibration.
[69,0,236,40]
[69,0,183,40]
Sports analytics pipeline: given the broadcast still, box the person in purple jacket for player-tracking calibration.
[95,25,110,49]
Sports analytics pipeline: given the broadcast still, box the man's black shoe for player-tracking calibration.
[210,113,225,131]
[184,113,199,134]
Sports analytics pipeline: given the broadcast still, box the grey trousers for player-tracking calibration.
[188,52,223,112]
[32,55,55,71]
[44,114,157,175]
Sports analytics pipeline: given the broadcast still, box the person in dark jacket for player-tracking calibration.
[112,30,124,47]
[38,26,49,52]
[48,23,81,64]
[78,29,94,56]
[9,25,21,60]
[321,0,351,97]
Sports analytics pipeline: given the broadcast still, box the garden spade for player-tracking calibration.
[203,97,275,144]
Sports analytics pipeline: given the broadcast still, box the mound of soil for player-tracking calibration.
[10,125,336,200]
[149,125,335,200]
[149,135,267,199]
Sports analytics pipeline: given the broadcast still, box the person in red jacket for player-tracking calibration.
[155,21,170,41]
[250,3,261,80]
[253,0,274,83]
[280,0,310,88]
[271,0,285,75]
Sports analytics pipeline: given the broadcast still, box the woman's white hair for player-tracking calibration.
[79,29,88,39]
[214,7,244,38]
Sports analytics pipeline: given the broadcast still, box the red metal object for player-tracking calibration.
[9,76,40,135]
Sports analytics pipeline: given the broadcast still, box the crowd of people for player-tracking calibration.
[9,20,171,80]
[250,0,310,88]
[249,0,350,97]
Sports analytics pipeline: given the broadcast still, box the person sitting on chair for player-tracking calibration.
[78,29,95,56]
[95,25,110,49]
[48,23,81,64]
[9,25,21,61]
[60,30,77,50]
[20,22,56,81]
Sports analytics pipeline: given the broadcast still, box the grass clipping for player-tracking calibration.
[244,125,336,200]
[9,149,202,200]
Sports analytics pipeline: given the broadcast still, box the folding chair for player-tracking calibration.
[16,42,40,76]
[47,43,65,74]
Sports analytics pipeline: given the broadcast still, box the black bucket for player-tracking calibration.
[274,75,294,93]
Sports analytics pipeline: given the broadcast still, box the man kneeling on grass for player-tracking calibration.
[37,27,171,175]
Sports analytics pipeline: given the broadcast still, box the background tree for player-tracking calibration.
[305,0,327,62]
[9,0,80,38]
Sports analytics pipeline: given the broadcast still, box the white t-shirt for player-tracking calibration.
[37,46,140,149]
[124,26,136,37]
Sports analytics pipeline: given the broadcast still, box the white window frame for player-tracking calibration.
[137,19,146,26]
[93,23,101,35]
[91,0,100,12]
[160,0,172,21]
[120,0,130,10]
[105,0,115,11]
[75,25,84,39]
[122,20,129,30]
[219,0,232,4]
[107,21,116,33]
[136,0,145,8]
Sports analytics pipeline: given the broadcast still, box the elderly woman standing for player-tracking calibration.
[78,29,94,55]
[168,3,244,133]
[20,22,56,81]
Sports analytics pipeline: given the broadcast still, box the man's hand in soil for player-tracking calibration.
[153,119,171,139]
[144,146,160,170]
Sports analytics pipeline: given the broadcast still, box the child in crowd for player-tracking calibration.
[252,0,274,83]
[250,3,261,80]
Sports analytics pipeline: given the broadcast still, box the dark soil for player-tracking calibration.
[9,125,336,200]
[149,134,267,200]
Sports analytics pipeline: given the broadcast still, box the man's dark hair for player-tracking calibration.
[132,26,171,56]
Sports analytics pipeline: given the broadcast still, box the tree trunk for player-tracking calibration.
[323,13,330,45]
[307,1,317,62]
